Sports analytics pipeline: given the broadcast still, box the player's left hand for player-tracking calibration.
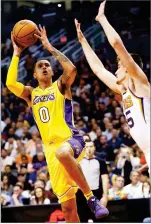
[34,25,52,49]
[95,0,107,21]
[100,195,108,207]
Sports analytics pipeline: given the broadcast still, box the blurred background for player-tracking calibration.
[1,0,150,223]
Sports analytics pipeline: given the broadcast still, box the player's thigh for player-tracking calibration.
[44,144,77,201]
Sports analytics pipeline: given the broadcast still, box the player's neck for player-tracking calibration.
[38,80,52,89]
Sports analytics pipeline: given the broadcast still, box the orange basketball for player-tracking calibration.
[13,20,39,47]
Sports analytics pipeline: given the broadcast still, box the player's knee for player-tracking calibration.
[62,205,76,219]
[56,146,72,161]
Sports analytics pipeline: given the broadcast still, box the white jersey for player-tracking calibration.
[122,87,150,151]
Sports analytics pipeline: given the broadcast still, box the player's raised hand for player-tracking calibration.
[34,25,52,50]
[74,19,85,43]
[11,32,25,56]
[95,0,107,21]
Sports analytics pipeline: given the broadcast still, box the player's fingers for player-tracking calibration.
[36,29,42,35]
[34,34,42,40]
[43,26,47,34]
[74,18,78,27]
[11,32,16,45]
[39,24,43,31]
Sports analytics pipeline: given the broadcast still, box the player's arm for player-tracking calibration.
[75,19,121,94]
[96,0,149,84]
[35,25,76,88]
[6,32,32,105]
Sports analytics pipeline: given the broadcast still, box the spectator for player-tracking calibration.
[30,187,50,205]
[10,184,24,206]
[99,92,109,106]
[15,145,32,167]
[119,124,136,147]
[1,174,13,196]
[4,135,17,156]
[95,135,113,161]
[129,148,141,170]
[107,129,122,161]
[24,54,35,82]
[122,171,143,199]
[29,152,47,183]
[17,173,32,191]
[1,149,14,172]
[116,146,132,185]
[2,165,17,186]
[140,171,149,183]
[108,176,126,200]
[103,122,113,141]
[77,139,109,222]
[140,180,150,198]
[25,132,40,156]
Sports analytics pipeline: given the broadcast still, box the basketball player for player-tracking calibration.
[6,26,109,222]
[75,0,150,172]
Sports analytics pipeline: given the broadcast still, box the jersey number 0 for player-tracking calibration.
[39,107,50,123]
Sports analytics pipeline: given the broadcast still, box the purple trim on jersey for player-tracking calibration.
[64,99,80,135]
[128,87,146,123]
[67,136,85,159]
[140,98,146,123]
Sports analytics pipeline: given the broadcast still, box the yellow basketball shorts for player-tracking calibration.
[44,135,86,203]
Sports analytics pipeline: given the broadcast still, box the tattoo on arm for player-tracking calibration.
[51,49,68,63]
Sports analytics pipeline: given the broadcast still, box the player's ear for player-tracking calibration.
[33,72,37,79]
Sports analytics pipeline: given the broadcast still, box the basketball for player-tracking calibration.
[13,20,38,47]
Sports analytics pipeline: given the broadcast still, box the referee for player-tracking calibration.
[76,139,109,222]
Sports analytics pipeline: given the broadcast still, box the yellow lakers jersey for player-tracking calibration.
[122,87,150,151]
[31,81,79,145]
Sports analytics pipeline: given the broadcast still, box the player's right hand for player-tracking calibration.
[95,0,106,21]
[74,19,85,43]
[11,32,25,56]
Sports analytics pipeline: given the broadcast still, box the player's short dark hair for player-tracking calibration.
[117,53,143,69]
[33,59,51,73]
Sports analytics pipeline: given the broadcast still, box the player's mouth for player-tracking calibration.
[43,70,48,75]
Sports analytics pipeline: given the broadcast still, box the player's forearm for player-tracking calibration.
[6,54,24,97]
[80,38,104,73]
[46,44,76,73]
[98,16,122,48]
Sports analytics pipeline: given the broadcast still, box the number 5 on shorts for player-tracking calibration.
[39,107,50,123]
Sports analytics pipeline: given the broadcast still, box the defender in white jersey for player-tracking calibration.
[75,0,150,172]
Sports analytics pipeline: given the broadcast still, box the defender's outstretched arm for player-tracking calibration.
[96,0,148,84]
[75,19,121,94]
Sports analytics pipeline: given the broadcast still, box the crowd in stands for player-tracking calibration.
[1,1,150,209]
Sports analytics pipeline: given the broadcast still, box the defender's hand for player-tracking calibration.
[74,19,85,43]
[96,0,107,22]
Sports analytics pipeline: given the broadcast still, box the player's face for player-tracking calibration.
[115,60,127,84]
[34,60,53,81]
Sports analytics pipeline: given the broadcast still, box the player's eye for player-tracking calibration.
[38,64,42,68]
[45,63,50,67]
